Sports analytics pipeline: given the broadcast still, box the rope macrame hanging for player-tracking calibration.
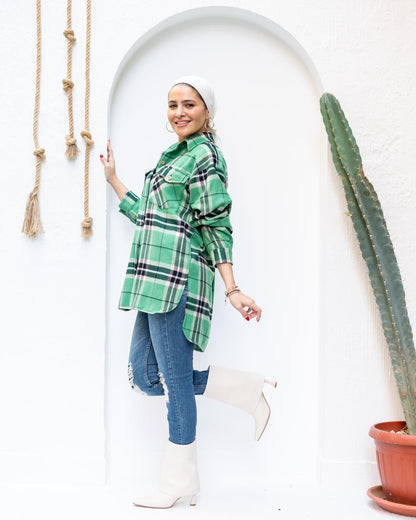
[22,0,45,238]
[22,0,94,239]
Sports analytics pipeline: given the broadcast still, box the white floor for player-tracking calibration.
[0,482,399,520]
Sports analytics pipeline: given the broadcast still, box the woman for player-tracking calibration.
[100,75,277,509]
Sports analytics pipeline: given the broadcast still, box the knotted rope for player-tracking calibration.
[23,0,94,238]
[22,0,44,238]
[63,0,79,158]
[80,0,94,238]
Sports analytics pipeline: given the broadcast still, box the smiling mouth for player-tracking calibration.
[175,121,190,126]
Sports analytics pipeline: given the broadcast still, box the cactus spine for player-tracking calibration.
[320,92,416,434]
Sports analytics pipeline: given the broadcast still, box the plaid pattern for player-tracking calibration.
[118,131,233,352]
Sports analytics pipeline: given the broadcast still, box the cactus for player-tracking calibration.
[320,92,416,434]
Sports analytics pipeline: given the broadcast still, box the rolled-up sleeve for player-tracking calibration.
[118,190,141,224]
[189,156,233,266]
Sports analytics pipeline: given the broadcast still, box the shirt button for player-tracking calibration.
[161,160,165,165]
[139,221,143,226]
[166,174,172,180]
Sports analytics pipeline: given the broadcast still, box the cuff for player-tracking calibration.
[212,246,233,266]
[118,190,140,223]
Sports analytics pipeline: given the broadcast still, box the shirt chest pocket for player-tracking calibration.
[148,166,189,210]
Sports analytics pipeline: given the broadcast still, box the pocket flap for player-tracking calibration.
[157,164,189,184]
[163,168,188,184]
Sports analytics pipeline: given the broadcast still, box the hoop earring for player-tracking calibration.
[166,121,175,133]
[204,118,214,130]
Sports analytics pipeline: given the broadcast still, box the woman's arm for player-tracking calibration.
[100,139,129,200]
[216,261,235,287]
[108,175,129,201]
[216,262,262,323]
[100,139,142,224]
[189,150,262,323]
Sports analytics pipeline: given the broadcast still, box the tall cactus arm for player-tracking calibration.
[320,98,403,387]
[320,92,416,434]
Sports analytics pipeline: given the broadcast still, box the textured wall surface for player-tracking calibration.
[1,0,416,496]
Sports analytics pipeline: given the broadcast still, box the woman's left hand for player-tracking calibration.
[228,292,262,322]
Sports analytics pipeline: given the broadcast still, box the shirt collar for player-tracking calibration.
[185,131,215,151]
[166,131,215,154]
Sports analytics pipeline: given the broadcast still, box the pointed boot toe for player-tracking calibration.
[203,365,277,441]
[132,490,181,509]
[132,438,199,509]
[132,490,197,508]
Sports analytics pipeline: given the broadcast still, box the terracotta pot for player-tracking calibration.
[369,421,416,505]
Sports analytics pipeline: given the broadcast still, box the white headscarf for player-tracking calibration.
[169,75,217,118]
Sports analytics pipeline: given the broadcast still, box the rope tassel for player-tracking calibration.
[22,0,45,238]
[81,216,93,237]
[22,148,46,237]
[22,187,44,238]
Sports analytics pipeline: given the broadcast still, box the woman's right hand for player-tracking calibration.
[100,139,116,182]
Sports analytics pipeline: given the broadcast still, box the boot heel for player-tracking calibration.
[264,378,277,388]
[189,494,197,506]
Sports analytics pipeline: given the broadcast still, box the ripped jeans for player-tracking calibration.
[127,281,210,445]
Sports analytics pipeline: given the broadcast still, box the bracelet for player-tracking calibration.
[224,286,241,305]
[224,284,239,297]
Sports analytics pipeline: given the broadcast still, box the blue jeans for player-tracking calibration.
[127,282,210,445]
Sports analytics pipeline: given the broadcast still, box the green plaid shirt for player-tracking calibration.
[118,131,233,352]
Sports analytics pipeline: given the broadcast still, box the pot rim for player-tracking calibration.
[369,421,416,446]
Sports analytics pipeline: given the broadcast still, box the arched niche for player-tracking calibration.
[106,6,326,491]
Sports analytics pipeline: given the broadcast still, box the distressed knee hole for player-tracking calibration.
[127,362,147,396]
[158,371,169,403]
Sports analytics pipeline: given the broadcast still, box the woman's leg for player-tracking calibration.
[127,286,209,399]
[147,282,206,445]
[127,308,165,396]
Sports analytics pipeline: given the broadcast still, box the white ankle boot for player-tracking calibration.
[203,365,277,441]
[132,438,200,509]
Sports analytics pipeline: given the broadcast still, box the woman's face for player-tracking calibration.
[167,84,209,142]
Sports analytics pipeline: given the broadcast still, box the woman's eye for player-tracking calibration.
[168,104,194,108]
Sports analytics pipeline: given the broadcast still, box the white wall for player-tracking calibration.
[1,0,416,494]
